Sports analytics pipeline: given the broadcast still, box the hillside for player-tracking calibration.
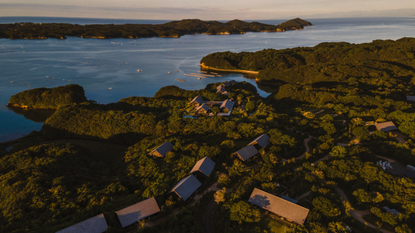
[0,18,312,40]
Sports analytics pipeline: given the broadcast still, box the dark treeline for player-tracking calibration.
[201,37,415,85]
[0,18,312,40]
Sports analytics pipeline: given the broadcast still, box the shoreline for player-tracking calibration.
[200,64,259,75]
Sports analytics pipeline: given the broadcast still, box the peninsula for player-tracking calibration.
[0,18,312,40]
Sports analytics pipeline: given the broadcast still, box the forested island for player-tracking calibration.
[0,18,311,40]
[2,38,415,233]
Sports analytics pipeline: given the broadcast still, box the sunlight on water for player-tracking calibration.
[1,17,415,142]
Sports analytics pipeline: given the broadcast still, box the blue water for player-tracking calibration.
[1,17,415,142]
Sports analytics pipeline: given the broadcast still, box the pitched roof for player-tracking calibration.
[216,85,226,93]
[190,156,216,176]
[220,99,234,111]
[195,103,210,112]
[190,96,203,105]
[149,141,173,157]
[116,197,160,228]
[56,214,108,233]
[249,134,270,148]
[375,121,397,132]
[229,80,237,85]
[224,82,231,87]
[249,188,309,225]
[235,145,259,161]
[407,96,415,101]
[171,175,202,201]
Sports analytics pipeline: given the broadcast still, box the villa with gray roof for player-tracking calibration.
[195,104,211,115]
[249,134,270,148]
[235,144,259,161]
[56,213,108,233]
[249,188,310,225]
[216,85,228,95]
[190,156,216,177]
[407,96,415,101]
[171,175,202,201]
[229,80,237,85]
[149,141,174,157]
[116,197,160,228]
[220,99,234,112]
[375,121,398,132]
[189,96,203,107]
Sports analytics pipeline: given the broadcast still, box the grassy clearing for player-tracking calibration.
[259,214,293,233]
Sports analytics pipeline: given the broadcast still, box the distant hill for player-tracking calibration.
[0,18,312,40]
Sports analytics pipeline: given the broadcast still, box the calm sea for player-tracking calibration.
[1,17,415,142]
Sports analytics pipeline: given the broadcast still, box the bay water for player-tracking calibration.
[1,17,415,142]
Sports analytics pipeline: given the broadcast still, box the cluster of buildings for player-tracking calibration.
[188,80,238,117]
[235,133,270,161]
[56,141,216,233]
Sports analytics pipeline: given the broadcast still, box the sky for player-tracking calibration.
[0,0,415,20]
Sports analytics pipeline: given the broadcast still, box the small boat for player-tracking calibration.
[168,71,171,74]
[176,79,186,82]
[137,69,142,72]
[108,87,113,89]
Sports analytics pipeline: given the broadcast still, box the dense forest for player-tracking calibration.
[0,18,312,40]
[201,37,415,86]
[2,38,415,233]
[7,84,87,109]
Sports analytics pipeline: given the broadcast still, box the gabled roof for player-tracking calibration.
[249,188,309,225]
[216,85,226,93]
[375,121,397,132]
[190,96,203,105]
[224,82,231,87]
[171,175,202,201]
[249,134,270,148]
[195,103,210,112]
[190,156,216,176]
[229,80,237,85]
[116,197,160,228]
[56,214,108,233]
[220,99,234,111]
[149,141,173,157]
[235,145,259,161]
[407,96,415,101]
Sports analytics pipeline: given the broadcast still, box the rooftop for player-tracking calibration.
[375,121,397,132]
[149,141,174,157]
[249,134,270,148]
[249,188,309,225]
[56,214,108,233]
[190,156,216,176]
[171,175,202,201]
[235,145,259,161]
[116,197,160,228]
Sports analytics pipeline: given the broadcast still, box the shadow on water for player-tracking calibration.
[8,107,56,123]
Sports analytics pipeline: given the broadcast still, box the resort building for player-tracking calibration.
[56,214,108,233]
[249,188,310,225]
[149,141,174,157]
[248,134,270,149]
[190,156,216,177]
[195,104,211,115]
[229,80,237,85]
[189,96,203,107]
[407,96,415,101]
[216,85,228,95]
[220,99,234,112]
[171,175,202,201]
[235,145,259,161]
[116,197,160,228]
[375,121,398,132]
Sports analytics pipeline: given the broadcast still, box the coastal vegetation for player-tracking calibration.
[201,37,415,85]
[0,18,311,40]
[2,37,415,233]
[6,84,87,109]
